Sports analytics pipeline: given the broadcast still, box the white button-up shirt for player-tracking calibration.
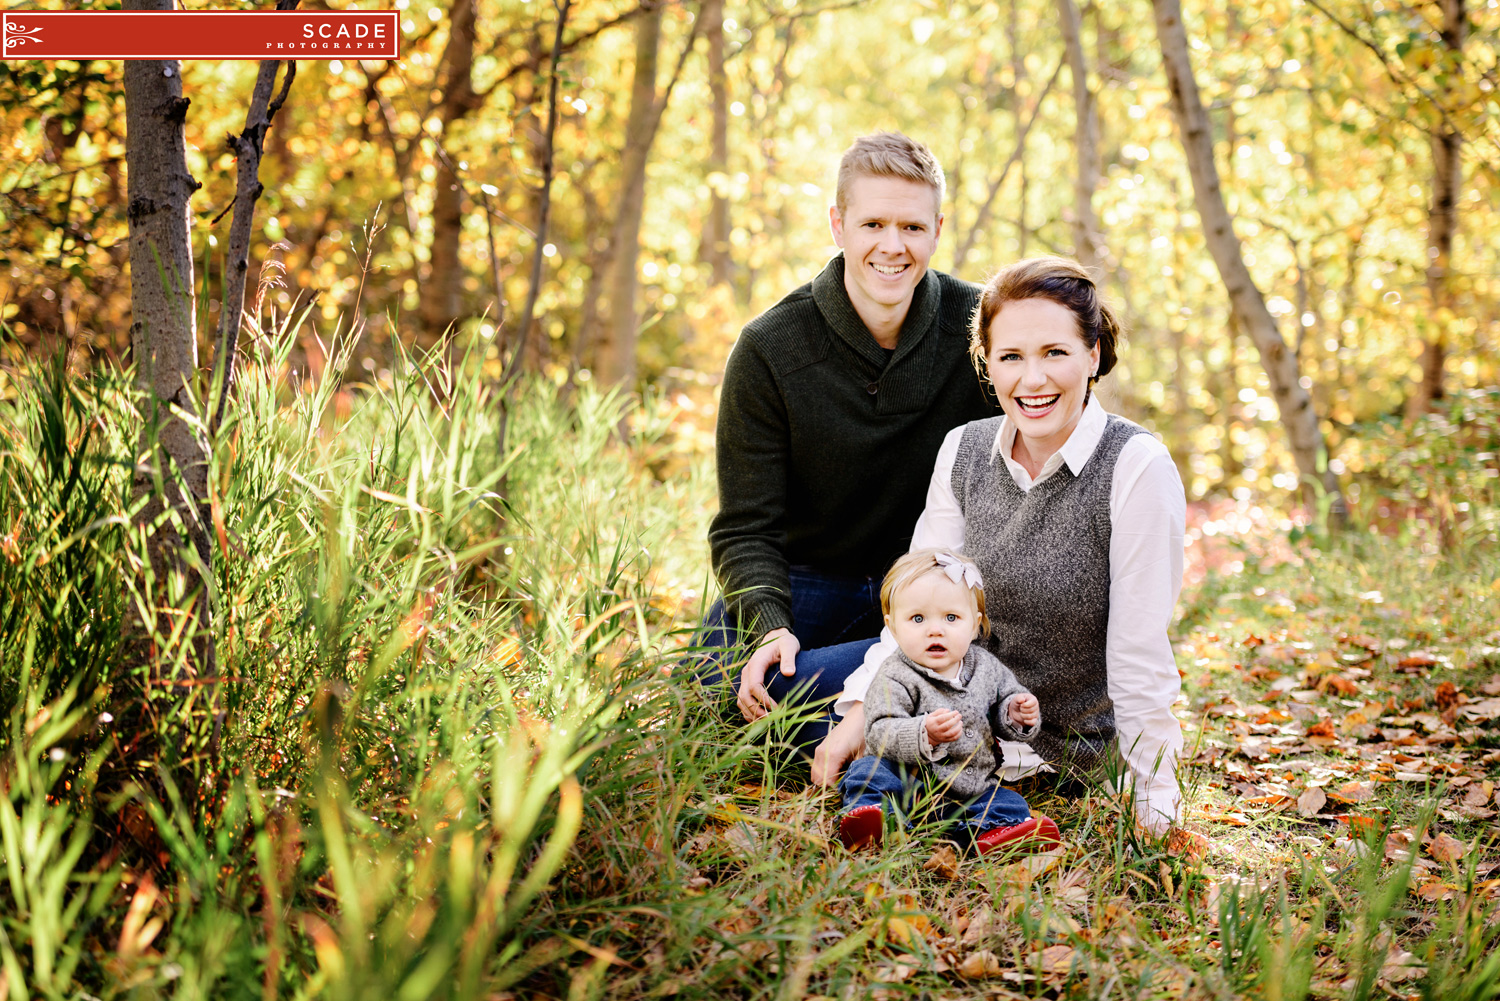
[835,398,1187,832]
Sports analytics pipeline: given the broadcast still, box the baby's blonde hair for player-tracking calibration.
[880,547,990,638]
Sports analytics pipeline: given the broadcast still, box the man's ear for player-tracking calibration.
[933,211,944,242]
[830,203,845,248]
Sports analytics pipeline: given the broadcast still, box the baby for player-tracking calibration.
[837,548,1061,855]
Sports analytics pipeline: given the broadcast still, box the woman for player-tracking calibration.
[805,256,1187,833]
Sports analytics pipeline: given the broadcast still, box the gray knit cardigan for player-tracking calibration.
[863,645,1039,799]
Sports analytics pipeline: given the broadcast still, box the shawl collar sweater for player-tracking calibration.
[710,255,997,637]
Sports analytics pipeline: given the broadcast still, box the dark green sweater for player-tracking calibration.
[710,254,1000,638]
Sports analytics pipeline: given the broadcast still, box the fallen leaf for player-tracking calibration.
[1461,782,1493,808]
[1056,867,1091,909]
[1434,682,1463,710]
[1297,786,1328,818]
[1166,827,1209,861]
[1397,653,1438,671]
[922,843,961,881]
[1036,944,1075,976]
[1318,675,1359,696]
[1412,879,1458,901]
[1459,698,1500,722]
[961,905,999,947]
[958,950,1003,978]
[873,961,915,983]
[1381,947,1425,982]
[1426,833,1467,863]
[1327,781,1375,804]
[1199,811,1251,826]
[882,918,930,954]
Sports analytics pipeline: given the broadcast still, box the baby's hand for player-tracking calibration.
[925,709,963,745]
[1009,694,1039,728]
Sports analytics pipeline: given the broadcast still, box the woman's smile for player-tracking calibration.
[985,298,1101,472]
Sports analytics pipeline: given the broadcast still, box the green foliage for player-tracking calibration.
[1342,387,1500,549]
[0,325,716,997]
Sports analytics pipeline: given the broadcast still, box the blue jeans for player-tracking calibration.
[839,756,1032,839]
[692,567,882,753]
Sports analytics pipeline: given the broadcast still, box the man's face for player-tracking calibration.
[830,175,943,325]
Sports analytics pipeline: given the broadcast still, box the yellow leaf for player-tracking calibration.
[958,950,1003,978]
[922,843,961,881]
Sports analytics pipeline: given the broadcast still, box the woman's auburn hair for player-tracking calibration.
[968,256,1124,381]
[880,547,990,640]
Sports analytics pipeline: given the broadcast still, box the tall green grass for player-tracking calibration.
[0,323,721,998]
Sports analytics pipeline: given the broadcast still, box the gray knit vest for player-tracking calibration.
[950,415,1147,772]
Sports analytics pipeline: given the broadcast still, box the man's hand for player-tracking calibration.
[925,708,963,745]
[811,705,865,787]
[1008,693,1039,728]
[736,627,801,722]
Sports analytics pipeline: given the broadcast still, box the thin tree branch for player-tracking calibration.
[210,4,300,435]
[500,0,570,393]
[1303,0,1461,139]
[953,57,1064,268]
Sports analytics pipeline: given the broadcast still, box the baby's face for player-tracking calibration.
[885,571,980,676]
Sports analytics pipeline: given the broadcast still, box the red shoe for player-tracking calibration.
[975,814,1061,856]
[839,805,884,851]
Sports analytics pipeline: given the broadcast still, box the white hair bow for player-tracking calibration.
[934,552,983,591]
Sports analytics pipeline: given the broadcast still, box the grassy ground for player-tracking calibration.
[1,339,1497,1000]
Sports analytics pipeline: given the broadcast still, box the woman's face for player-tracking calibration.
[984,298,1100,460]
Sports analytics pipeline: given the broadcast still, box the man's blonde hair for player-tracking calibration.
[880,547,989,638]
[835,132,945,218]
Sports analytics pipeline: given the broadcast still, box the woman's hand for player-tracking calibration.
[1008,693,1039,728]
[925,708,963,745]
[737,628,800,722]
[811,705,865,787]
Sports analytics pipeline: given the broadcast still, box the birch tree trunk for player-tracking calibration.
[418,0,478,342]
[699,0,732,287]
[1407,0,1465,419]
[594,2,663,388]
[1152,0,1343,520]
[123,0,215,669]
[1056,0,1102,272]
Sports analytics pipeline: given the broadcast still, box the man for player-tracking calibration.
[703,132,1002,778]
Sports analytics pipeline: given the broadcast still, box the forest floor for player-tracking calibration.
[539,501,1500,1000]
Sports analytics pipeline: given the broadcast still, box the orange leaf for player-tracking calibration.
[922,843,961,881]
[1426,832,1467,863]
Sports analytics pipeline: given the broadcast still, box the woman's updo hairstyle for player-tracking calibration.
[969,256,1123,386]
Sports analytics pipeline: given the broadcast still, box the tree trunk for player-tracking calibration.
[699,0,732,287]
[213,51,296,434]
[123,0,214,670]
[418,0,478,343]
[594,2,663,388]
[1152,0,1343,520]
[1056,0,1102,272]
[1407,0,1465,419]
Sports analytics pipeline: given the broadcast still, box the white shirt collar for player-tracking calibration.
[990,396,1109,488]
